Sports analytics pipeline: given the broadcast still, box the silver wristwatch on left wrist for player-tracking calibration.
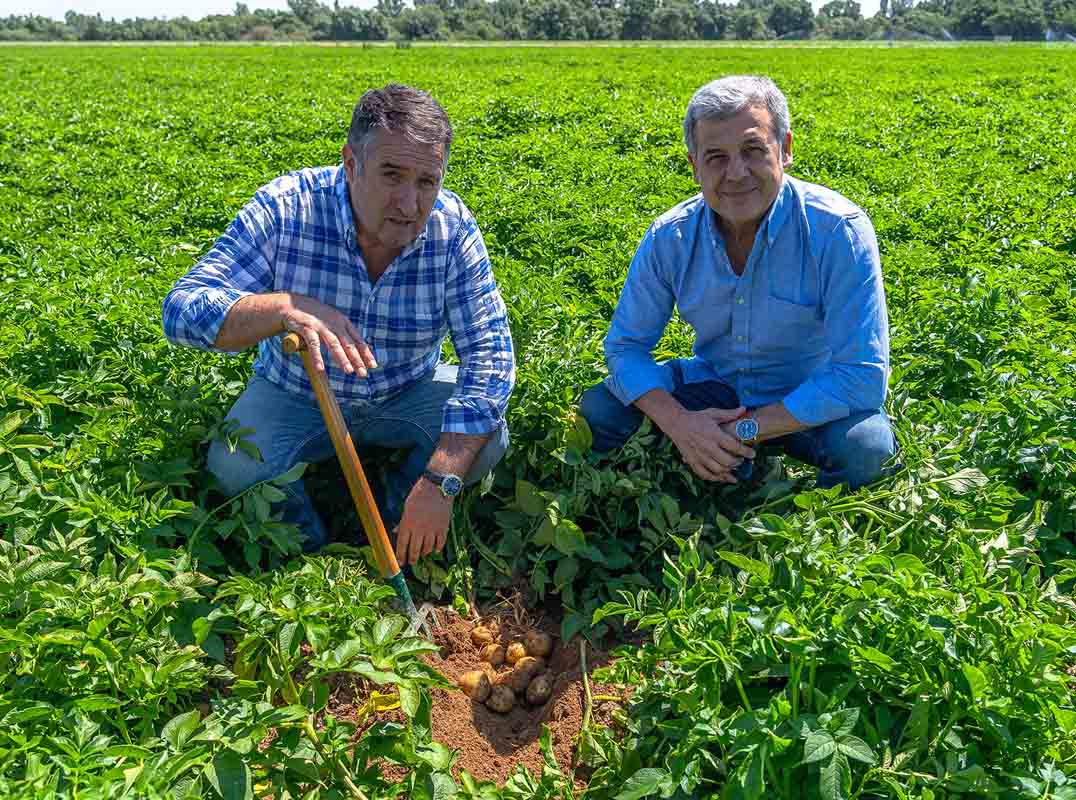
[423,469,463,498]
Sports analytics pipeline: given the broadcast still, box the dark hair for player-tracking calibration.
[347,83,453,171]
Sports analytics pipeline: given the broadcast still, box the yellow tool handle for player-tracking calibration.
[281,332,399,579]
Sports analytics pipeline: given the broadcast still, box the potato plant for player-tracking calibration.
[0,43,1073,800]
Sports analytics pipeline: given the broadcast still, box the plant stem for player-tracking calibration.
[790,656,800,720]
[807,660,818,712]
[735,676,752,712]
[580,639,594,732]
[283,654,370,800]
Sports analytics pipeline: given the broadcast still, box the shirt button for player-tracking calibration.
[736,335,745,342]
[737,297,744,305]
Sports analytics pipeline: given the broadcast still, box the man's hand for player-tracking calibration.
[280,294,378,375]
[394,476,453,567]
[665,406,756,483]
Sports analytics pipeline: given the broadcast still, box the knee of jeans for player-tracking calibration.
[836,424,897,488]
[580,382,637,452]
[465,423,510,485]
[207,439,276,496]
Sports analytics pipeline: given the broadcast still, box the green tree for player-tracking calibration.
[622,0,657,38]
[396,4,446,38]
[696,0,731,37]
[986,0,1046,37]
[732,6,772,37]
[768,0,814,35]
[951,0,997,35]
[819,0,862,19]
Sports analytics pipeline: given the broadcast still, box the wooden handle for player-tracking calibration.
[281,332,400,579]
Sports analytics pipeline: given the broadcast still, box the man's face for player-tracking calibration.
[688,105,793,233]
[343,129,445,251]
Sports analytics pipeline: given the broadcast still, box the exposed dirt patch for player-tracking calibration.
[329,603,627,787]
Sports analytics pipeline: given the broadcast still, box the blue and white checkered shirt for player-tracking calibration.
[162,165,515,435]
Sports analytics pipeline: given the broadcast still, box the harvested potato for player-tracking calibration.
[479,643,505,668]
[505,641,527,665]
[526,673,553,705]
[458,670,491,703]
[470,625,495,648]
[524,630,553,658]
[485,685,515,714]
[508,656,546,693]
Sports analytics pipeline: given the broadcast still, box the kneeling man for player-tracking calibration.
[582,75,895,489]
[163,83,515,563]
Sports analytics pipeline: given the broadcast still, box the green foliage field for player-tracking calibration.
[0,43,1074,799]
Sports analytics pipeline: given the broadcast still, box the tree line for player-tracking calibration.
[3,0,1075,43]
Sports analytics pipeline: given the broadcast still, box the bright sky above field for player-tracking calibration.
[8,0,883,24]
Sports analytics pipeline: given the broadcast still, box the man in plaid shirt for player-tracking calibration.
[163,84,515,564]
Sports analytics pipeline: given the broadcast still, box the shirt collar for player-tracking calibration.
[333,163,429,257]
[701,175,793,249]
[764,176,793,247]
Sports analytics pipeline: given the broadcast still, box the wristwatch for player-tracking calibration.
[423,469,464,498]
[734,416,760,446]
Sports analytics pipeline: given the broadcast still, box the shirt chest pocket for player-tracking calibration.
[756,295,823,355]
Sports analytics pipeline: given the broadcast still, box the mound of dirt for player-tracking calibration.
[331,604,626,787]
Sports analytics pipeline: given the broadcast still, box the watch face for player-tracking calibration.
[442,475,464,497]
[735,419,759,442]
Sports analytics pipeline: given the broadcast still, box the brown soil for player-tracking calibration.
[331,603,626,788]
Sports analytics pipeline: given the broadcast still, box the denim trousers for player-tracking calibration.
[580,360,896,490]
[207,365,510,551]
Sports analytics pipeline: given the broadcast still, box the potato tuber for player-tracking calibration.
[505,641,527,665]
[458,670,491,703]
[525,673,553,705]
[470,625,495,648]
[479,643,505,668]
[524,630,553,658]
[509,656,546,693]
[485,685,515,713]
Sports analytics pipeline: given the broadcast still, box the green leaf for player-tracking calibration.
[803,731,836,764]
[553,519,586,556]
[398,682,420,718]
[934,468,988,495]
[613,767,670,800]
[373,615,407,647]
[819,750,850,800]
[205,748,252,800]
[514,480,546,516]
[718,551,771,583]
[73,695,123,711]
[856,645,896,672]
[553,556,579,590]
[162,710,202,751]
[830,708,859,737]
[961,663,988,702]
[277,621,300,658]
[270,462,307,485]
[837,735,876,765]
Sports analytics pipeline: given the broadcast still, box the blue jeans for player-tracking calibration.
[580,361,896,490]
[207,365,510,551]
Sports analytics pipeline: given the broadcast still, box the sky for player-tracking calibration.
[5,0,883,23]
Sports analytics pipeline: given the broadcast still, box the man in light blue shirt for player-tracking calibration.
[581,75,896,489]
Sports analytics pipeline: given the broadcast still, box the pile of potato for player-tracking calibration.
[457,625,555,714]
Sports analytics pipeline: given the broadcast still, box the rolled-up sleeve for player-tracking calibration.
[603,227,677,406]
[162,192,277,351]
[783,214,889,426]
[442,217,516,435]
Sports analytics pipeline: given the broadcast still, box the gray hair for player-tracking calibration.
[347,83,453,172]
[683,76,791,156]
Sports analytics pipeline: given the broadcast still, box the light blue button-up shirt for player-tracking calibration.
[604,176,889,427]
